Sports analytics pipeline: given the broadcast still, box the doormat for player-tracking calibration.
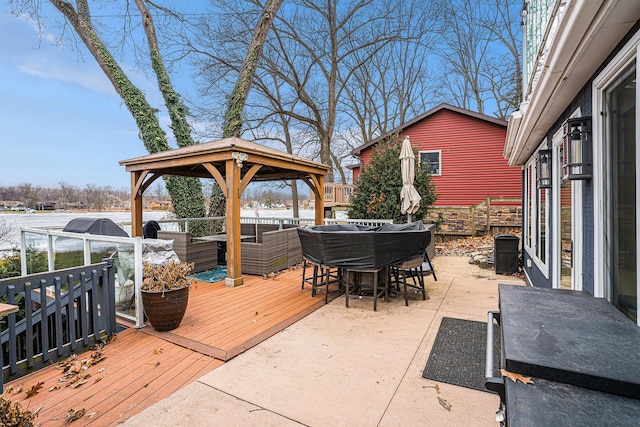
[422,317,500,393]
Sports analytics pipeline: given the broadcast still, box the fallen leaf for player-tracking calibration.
[66,408,86,423]
[154,347,163,354]
[66,373,91,389]
[25,381,45,397]
[501,369,534,384]
[437,396,451,411]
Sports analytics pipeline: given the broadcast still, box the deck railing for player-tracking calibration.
[17,215,389,331]
[1,261,117,390]
[324,218,393,226]
[324,183,353,207]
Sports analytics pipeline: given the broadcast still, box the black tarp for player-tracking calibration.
[62,218,129,237]
[297,221,430,270]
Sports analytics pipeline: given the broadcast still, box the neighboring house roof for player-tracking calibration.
[351,103,507,156]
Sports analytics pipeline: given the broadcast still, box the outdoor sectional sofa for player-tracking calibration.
[241,226,302,276]
[156,230,217,273]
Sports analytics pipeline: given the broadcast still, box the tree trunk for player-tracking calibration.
[134,0,206,225]
[222,0,284,138]
[50,0,168,154]
[50,0,206,224]
[291,180,300,218]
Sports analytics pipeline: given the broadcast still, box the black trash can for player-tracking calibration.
[494,234,519,274]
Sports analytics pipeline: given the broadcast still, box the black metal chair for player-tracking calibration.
[422,250,437,281]
[390,256,427,306]
[301,259,342,304]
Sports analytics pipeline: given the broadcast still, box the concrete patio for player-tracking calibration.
[122,256,523,426]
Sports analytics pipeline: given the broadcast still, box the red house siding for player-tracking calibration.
[355,108,521,207]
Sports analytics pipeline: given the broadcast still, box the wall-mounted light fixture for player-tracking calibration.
[536,149,552,189]
[562,117,592,180]
[231,152,248,168]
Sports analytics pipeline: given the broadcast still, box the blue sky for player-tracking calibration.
[0,5,184,190]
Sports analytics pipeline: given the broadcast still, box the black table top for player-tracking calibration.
[505,376,640,427]
[499,284,640,399]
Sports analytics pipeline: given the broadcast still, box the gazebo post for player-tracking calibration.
[314,175,325,226]
[225,158,244,287]
[131,171,144,237]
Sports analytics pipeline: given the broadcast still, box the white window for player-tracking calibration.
[524,145,550,277]
[419,150,441,175]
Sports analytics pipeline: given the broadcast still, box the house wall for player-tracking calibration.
[522,85,595,291]
[357,108,521,207]
[520,30,637,295]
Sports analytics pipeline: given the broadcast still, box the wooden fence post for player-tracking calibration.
[470,205,476,236]
[486,195,491,234]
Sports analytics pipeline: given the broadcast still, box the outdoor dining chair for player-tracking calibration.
[301,259,343,304]
[389,256,427,306]
[390,248,438,306]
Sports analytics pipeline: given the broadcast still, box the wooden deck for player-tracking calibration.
[4,267,329,426]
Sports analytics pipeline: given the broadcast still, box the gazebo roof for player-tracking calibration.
[120,137,330,180]
[119,137,329,288]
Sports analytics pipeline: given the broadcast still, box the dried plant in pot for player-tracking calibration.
[141,261,194,331]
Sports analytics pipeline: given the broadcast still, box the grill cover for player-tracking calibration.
[62,218,129,237]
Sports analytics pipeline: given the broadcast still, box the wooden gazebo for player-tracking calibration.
[119,137,330,286]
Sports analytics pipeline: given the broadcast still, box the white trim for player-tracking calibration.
[552,128,563,289]
[592,31,640,301]
[523,144,550,279]
[573,179,583,292]
[419,150,442,176]
[524,267,534,288]
[524,160,534,253]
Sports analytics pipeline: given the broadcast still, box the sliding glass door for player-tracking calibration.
[604,63,637,323]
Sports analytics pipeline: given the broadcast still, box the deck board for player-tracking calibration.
[4,268,332,426]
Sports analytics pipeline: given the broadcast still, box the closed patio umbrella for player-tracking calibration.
[399,135,421,222]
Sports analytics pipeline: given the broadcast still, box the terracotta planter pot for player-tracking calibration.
[141,286,189,332]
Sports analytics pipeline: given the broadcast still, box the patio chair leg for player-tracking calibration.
[373,270,378,311]
[311,264,319,297]
[417,266,427,300]
[425,252,437,281]
[301,260,307,290]
[402,269,409,306]
[345,270,350,308]
[324,266,331,304]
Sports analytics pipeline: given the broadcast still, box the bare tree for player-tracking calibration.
[481,0,522,118]
[191,0,452,187]
[8,1,283,223]
[342,1,440,143]
[0,218,14,247]
[432,0,521,119]
[7,0,207,221]
[222,0,284,138]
